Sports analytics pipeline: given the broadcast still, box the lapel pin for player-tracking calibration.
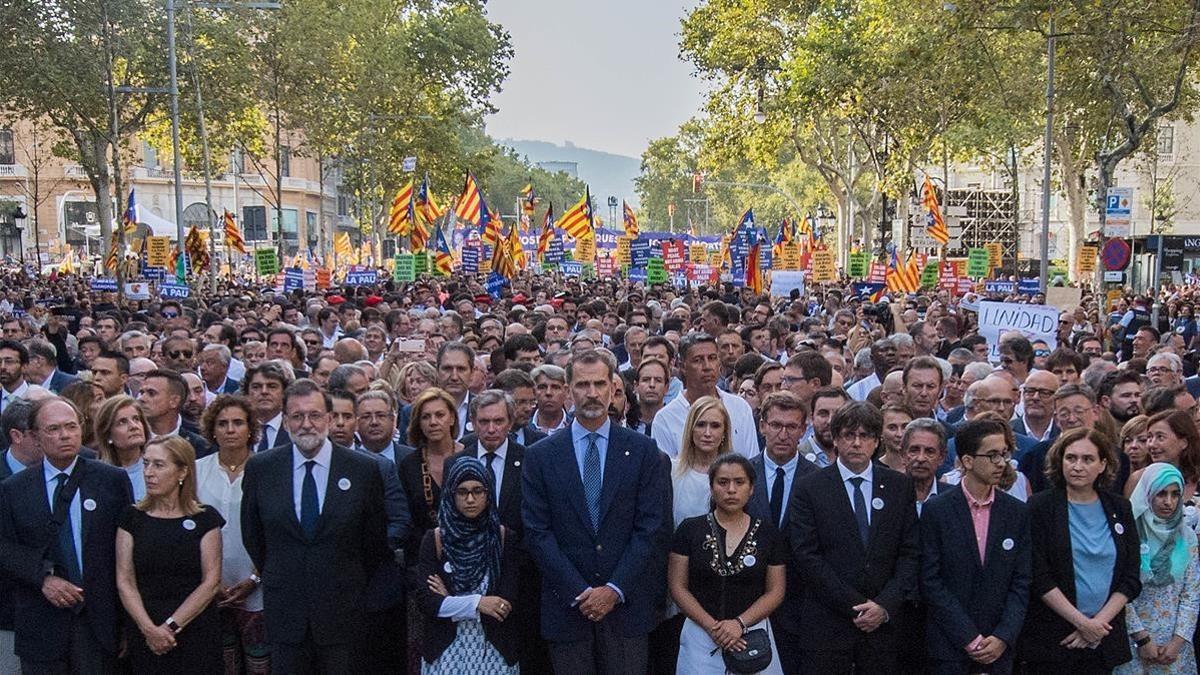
[183,519,196,531]
[624,451,630,456]
[338,478,351,491]
[83,498,97,511]
[1114,523,1125,535]
[1002,538,1014,551]
[872,497,885,510]
[514,460,520,467]
[805,453,817,463]
[444,561,454,573]
[743,554,757,567]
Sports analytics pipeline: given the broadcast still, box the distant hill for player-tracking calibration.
[496,138,642,209]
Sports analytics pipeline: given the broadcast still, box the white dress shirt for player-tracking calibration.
[1,380,29,414]
[292,440,333,520]
[845,373,880,402]
[262,412,285,450]
[670,460,712,528]
[479,439,508,509]
[652,388,758,459]
[836,458,874,526]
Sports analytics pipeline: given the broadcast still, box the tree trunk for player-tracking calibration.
[1053,129,1087,282]
[76,130,114,262]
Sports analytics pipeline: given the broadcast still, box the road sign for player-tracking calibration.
[1101,239,1131,271]
[1105,187,1133,238]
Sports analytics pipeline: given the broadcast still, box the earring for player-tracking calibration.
[178,479,184,486]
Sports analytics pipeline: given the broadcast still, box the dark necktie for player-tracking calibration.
[484,452,498,504]
[257,425,271,453]
[54,474,82,584]
[769,466,786,528]
[849,476,869,546]
[582,433,602,530]
[300,460,319,538]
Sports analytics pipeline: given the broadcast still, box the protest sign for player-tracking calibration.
[283,268,304,292]
[90,277,118,292]
[1045,286,1083,311]
[771,271,806,298]
[344,268,378,286]
[158,282,190,299]
[254,248,278,276]
[394,253,414,281]
[848,252,869,278]
[810,250,836,283]
[147,236,171,267]
[977,301,1058,361]
[966,248,990,278]
[647,258,667,284]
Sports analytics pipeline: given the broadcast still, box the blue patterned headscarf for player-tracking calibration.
[437,457,502,595]
[1131,463,1197,586]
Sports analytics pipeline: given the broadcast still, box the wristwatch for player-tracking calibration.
[165,617,181,634]
[1135,635,1152,648]
[249,573,262,586]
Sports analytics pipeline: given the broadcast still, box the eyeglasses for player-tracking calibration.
[765,420,804,434]
[1022,387,1056,398]
[837,430,876,443]
[167,350,193,359]
[454,487,489,499]
[286,412,327,425]
[967,452,1010,466]
[1147,366,1179,375]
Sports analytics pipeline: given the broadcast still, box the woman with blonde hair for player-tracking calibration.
[116,435,224,673]
[395,361,438,406]
[1120,415,1152,474]
[95,394,151,500]
[672,396,733,525]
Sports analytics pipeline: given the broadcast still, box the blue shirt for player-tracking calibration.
[42,458,83,574]
[571,418,611,485]
[6,450,26,476]
[1067,499,1116,617]
[124,460,146,502]
[763,452,799,528]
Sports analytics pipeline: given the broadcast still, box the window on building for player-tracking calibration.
[275,208,299,254]
[336,187,350,217]
[279,145,290,178]
[243,205,268,241]
[306,211,317,246]
[230,150,244,175]
[143,141,158,169]
[1157,125,1175,157]
[0,130,13,165]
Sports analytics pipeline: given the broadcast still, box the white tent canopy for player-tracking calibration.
[79,206,178,239]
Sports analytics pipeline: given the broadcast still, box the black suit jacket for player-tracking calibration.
[47,370,79,394]
[241,442,390,646]
[1017,488,1141,668]
[0,457,133,662]
[919,486,1031,661]
[788,462,920,651]
[447,441,526,537]
[746,451,818,635]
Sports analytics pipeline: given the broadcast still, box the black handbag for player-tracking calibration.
[706,513,774,674]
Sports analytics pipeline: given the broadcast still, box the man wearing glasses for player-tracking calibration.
[790,401,919,673]
[1012,370,1061,443]
[1018,384,1130,493]
[919,418,1031,674]
[746,391,818,674]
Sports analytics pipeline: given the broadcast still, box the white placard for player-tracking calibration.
[977,301,1058,361]
[771,271,806,298]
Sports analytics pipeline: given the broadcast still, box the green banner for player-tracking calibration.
[966,248,990,278]
[647,257,667,284]
[254,248,278,276]
[394,253,414,282]
[413,251,429,275]
[848,252,869,278]
[920,261,939,288]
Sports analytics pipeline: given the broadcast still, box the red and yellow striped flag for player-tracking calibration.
[223,210,247,254]
[104,231,119,272]
[389,181,414,236]
[922,176,949,246]
[537,203,554,261]
[556,188,593,239]
[454,172,483,226]
[622,200,639,238]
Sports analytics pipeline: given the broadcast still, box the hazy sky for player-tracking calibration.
[485,0,705,159]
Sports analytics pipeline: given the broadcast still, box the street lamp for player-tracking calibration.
[753,86,767,125]
[12,206,25,264]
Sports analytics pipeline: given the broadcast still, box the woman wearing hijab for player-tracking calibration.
[1116,463,1200,674]
[415,457,519,674]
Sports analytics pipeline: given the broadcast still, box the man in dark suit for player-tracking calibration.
[0,397,134,673]
[790,401,920,673]
[241,379,390,674]
[243,361,293,452]
[921,418,1031,674]
[746,390,818,674]
[0,398,40,671]
[137,369,213,458]
[24,340,78,395]
[522,350,669,674]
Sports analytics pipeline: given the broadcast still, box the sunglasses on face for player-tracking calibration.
[168,350,193,359]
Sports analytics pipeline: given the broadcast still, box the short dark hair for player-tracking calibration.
[1000,335,1034,369]
[493,368,536,392]
[786,350,832,387]
[0,339,29,365]
[811,385,851,411]
[1,398,34,442]
[503,334,541,361]
[702,301,731,327]
[1045,348,1084,373]
[144,369,188,404]
[241,360,293,394]
[283,378,332,413]
[437,342,476,367]
[1137,325,1162,342]
[94,350,130,374]
[830,401,882,440]
[1097,369,1144,400]
[759,390,808,423]
[1142,384,1187,416]
[954,418,1011,458]
[328,364,366,392]
[199,394,259,447]
[903,355,944,385]
[642,335,676,363]
[707,454,755,487]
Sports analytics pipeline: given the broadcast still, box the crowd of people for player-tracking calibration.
[0,268,1199,674]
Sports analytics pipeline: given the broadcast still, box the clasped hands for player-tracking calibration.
[575,585,619,622]
[1061,616,1110,650]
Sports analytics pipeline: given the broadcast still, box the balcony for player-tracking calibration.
[63,165,89,179]
[0,165,27,178]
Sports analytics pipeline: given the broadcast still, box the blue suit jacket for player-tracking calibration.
[0,457,133,662]
[521,424,669,641]
[221,377,240,394]
[46,370,79,394]
[919,485,1031,662]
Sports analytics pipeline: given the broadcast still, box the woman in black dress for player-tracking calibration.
[669,454,787,674]
[116,435,224,674]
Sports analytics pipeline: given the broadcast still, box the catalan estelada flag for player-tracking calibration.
[922,175,949,246]
[455,172,484,226]
[556,188,593,239]
[886,248,920,293]
[520,183,537,216]
[223,210,247,254]
[479,194,502,248]
[434,225,453,276]
[389,181,414,236]
[491,225,517,279]
[122,189,138,234]
[334,232,353,260]
[415,175,442,224]
[747,239,764,294]
[537,203,554,260]
[622,200,639,238]
[104,231,120,272]
[507,222,527,271]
